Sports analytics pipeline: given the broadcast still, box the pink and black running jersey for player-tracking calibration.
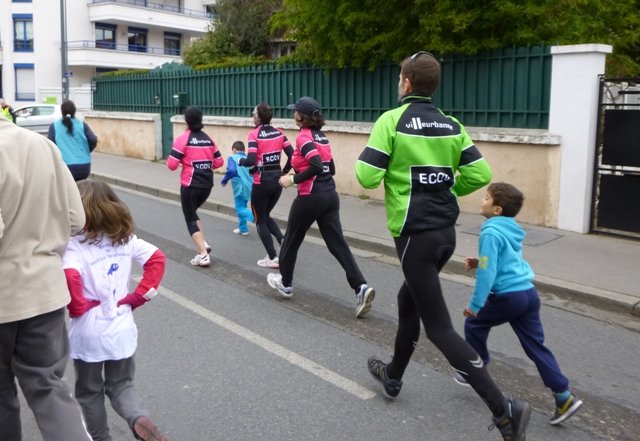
[245,125,292,184]
[292,128,335,196]
[167,129,224,188]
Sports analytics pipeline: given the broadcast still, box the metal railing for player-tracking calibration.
[87,0,212,18]
[68,40,180,56]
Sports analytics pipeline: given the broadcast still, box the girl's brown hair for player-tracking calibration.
[77,180,135,245]
[297,112,325,130]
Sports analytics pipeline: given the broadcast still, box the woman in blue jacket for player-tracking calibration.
[48,100,98,181]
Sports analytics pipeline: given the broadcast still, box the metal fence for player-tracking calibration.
[93,45,551,129]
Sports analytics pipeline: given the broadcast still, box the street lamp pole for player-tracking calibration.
[60,0,69,101]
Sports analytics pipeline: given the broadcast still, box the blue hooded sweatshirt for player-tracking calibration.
[221,152,252,201]
[467,216,535,313]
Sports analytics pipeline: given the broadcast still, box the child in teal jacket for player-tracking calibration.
[221,141,254,234]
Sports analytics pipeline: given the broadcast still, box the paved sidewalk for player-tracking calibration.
[91,152,640,317]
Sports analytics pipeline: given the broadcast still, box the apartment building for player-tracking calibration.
[0,0,214,108]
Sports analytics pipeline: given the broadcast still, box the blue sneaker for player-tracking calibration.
[550,394,583,425]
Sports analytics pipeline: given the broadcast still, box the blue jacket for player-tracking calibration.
[221,152,252,200]
[468,216,535,313]
[48,118,97,166]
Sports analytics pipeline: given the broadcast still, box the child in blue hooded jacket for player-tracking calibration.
[221,141,254,235]
[458,182,583,426]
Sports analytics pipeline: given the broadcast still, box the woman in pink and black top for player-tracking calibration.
[239,103,293,268]
[266,97,376,319]
[167,106,224,267]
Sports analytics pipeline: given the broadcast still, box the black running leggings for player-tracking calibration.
[251,179,284,259]
[279,190,365,291]
[387,227,506,417]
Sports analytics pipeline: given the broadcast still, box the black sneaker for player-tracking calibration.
[550,393,583,425]
[490,398,531,441]
[367,357,402,399]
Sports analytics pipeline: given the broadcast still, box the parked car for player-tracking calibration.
[15,104,62,135]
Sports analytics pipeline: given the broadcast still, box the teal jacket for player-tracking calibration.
[468,216,535,313]
[356,95,492,237]
[48,118,97,166]
[221,152,252,200]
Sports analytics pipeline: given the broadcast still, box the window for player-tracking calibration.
[164,32,181,56]
[15,64,35,101]
[13,14,33,52]
[128,27,147,53]
[96,23,117,50]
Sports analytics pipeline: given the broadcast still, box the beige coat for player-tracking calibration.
[0,117,85,323]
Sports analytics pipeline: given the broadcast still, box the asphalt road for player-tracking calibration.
[18,187,640,441]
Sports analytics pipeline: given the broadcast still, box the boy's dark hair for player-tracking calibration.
[253,102,273,125]
[488,182,524,217]
[232,140,245,151]
[184,106,203,131]
[400,52,441,97]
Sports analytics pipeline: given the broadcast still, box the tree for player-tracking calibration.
[272,0,640,74]
[183,0,282,67]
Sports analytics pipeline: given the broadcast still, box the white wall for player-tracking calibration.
[549,44,612,233]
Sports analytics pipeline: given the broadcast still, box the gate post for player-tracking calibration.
[549,44,612,233]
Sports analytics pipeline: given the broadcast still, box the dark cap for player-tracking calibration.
[287,96,321,116]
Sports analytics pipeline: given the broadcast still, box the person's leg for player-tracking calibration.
[385,282,421,379]
[394,229,508,418]
[316,191,366,291]
[278,196,317,287]
[0,321,22,441]
[265,181,284,245]
[464,295,517,366]
[74,360,111,441]
[234,195,251,233]
[252,183,280,259]
[104,357,146,428]
[13,308,91,441]
[509,288,569,393]
[181,186,212,257]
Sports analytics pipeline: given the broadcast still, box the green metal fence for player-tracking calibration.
[93,45,551,129]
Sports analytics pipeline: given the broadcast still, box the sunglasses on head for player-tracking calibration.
[410,51,435,62]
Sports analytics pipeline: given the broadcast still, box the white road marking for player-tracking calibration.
[159,286,376,400]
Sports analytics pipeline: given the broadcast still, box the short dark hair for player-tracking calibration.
[297,112,325,130]
[184,106,203,131]
[253,102,273,124]
[400,52,441,97]
[488,182,524,217]
[232,140,245,151]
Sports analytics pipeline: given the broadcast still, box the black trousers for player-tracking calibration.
[387,227,506,418]
[251,179,284,259]
[279,190,365,292]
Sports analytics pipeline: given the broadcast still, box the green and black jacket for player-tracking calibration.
[356,95,492,237]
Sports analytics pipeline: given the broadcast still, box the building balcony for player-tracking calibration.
[87,0,212,34]
[67,40,180,69]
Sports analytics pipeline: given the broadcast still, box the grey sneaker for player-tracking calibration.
[550,394,583,425]
[355,284,375,318]
[267,273,293,298]
[258,255,279,268]
[190,253,210,267]
[490,398,531,441]
[367,356,402,399]
[453,371,471,387]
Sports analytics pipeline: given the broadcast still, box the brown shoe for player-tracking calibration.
[133,416,168,441]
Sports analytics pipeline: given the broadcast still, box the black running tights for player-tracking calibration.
[251,180,284,259]
[387,227,506,417]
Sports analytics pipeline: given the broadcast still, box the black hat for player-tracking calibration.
[287,96,321,116]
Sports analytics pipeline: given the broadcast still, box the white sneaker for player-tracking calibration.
[266,273,293,298]
[257,255,279,268]
[190,253,210,267]
[233,228,249,236]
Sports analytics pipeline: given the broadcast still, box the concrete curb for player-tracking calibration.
[94,173,640,318]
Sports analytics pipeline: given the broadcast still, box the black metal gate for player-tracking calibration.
[592,76,640,238]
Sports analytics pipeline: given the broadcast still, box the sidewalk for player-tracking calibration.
[91,152,640,317]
